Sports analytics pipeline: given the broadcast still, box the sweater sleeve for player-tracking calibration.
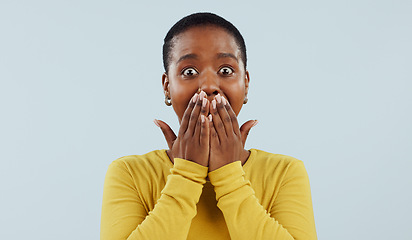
[208,161,317,240]
[100,158,208,240]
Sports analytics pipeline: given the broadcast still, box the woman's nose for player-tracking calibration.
[199,71,220,98]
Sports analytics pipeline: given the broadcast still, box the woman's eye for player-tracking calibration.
[219,67,234,75]
[182,68,198,76]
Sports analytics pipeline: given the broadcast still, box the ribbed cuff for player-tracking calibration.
[171,158,208,184]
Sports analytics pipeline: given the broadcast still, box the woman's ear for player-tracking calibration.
[244,70,250,97]
[162,73,170,97]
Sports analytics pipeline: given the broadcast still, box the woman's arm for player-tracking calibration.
[208,160,317,240]
[100,158,208,240]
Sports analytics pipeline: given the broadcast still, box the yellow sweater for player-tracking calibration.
[100,149,317,240]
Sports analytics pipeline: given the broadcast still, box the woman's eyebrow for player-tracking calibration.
[217,53,238,62]
[176,54,198,64]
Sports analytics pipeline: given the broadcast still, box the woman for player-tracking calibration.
[101,12,317,240]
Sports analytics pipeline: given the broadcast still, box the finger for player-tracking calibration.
[210,98,226,141]
[154,119,177,149]
[240,120,258,147]
[178,93,198,137]
[199,114,210,148]
[209,115,219,147]
[222,96,240,136]
[215,94,233,136]
[194,97,209,141]
[187,91,205,136]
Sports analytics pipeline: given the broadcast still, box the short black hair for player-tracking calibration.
[162,12,247,73]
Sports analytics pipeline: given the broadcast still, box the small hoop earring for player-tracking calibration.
[243,96,248,104]
[165,96,172,106]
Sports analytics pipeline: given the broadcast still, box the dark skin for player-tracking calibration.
[155,26,258,172]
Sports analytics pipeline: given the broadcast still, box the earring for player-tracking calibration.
[243,96,248,104]
[165,95,172,106]
[197,88,201,93]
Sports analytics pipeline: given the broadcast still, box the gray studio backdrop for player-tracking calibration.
[1,0,411,239]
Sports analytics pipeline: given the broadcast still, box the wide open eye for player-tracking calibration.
[182,67,198,77]
[219,67,234,75]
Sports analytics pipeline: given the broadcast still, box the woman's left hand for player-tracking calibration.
[208,94,257,172]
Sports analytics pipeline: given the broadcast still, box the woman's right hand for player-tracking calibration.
[154,91,210,167]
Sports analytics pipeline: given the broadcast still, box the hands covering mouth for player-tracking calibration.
[154,91,258,172]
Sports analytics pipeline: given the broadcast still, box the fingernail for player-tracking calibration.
[192,93,199,103]
[153,119,160,127]
[201,115,205,123]
[252,120,259,127]
[199,91,206,99]
[215,94,222,104]
[208,114,212,122]
[222,96,227,105]
[202,98,207,108]
[212,99,216,109]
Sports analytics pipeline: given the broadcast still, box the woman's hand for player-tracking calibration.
[155,92,210,167]
[208,94,257,172]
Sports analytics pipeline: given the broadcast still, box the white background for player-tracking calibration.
[1,0,411,239]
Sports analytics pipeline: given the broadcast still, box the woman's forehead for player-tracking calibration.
[170,26,241,61]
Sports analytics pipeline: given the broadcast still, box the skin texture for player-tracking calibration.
[155,25,258,171]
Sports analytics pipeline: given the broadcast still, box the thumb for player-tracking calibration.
[154,119,177,149]
[240,120,258,147]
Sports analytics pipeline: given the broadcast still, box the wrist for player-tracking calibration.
[208,159,236,172]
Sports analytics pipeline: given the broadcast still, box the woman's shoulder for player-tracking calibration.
[246,148,305,174]
[249,148,303,163]
[108,149,172,175]
[244,149,309,189]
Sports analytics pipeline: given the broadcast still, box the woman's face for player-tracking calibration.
[162,25,250,123]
